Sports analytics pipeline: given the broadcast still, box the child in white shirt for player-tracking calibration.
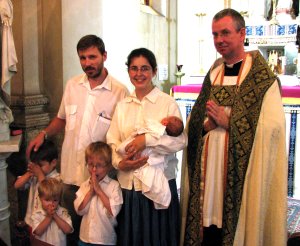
[117,116,184,209]
[14,140,60,230]
[32,178,73,245]
[74,141,123,245]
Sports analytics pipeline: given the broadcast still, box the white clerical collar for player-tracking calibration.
[225,59,243,68]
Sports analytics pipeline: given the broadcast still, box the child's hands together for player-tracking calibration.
[44,203,56,218]
[27,162,43,177]
[90,172,100,193]
[88,174,97,195]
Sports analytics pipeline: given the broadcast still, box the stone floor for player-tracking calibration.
[6,145,29,246]
[7,169,31,245]
[7,169,19,245]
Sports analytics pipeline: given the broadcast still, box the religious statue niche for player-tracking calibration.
[140,0,166,16]
[266,0,299,21]
[267,49,284,74]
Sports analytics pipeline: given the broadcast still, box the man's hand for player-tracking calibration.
[206,100,229,130]
[26,117,66,160]
[26,132,45,159]
[204,117,217,132]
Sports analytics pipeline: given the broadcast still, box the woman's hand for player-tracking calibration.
[206,100,229,130]
[118,151,148,172]
[125,134,146,154]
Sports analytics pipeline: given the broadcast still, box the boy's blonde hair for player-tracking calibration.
[38,178,63,200]
[85,141,112,167]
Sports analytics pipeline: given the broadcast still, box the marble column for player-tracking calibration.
[10,0,50,140]
[0,135,21,246]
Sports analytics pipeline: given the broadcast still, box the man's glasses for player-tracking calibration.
[129,65,152,73]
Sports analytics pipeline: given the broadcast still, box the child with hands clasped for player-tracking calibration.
[74,141,123,246]
[14,140,60,231]
[32,178,73,245]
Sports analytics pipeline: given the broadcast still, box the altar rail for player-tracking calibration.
[172,84,300,199]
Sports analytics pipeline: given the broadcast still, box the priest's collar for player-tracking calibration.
[224,60,243,76]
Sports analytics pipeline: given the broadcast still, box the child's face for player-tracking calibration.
[40,195,59,211]
[35,160,56,176]
[86,155,109,182]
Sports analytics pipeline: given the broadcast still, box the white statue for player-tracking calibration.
[0,0,17,140]
[0,97,13,123]
[276,0,292,11]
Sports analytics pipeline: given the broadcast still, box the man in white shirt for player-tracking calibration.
[26,35,129,245]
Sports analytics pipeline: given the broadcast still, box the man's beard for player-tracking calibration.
[85,66,102,79]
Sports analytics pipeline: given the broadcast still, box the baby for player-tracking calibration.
[32,178,73,245]
[74,142,123,245]
[117,116,184,209]
[161,115,184,137]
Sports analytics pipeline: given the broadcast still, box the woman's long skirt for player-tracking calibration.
[116,179,180,246]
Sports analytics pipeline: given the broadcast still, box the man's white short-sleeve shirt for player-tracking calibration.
[58,73,129,186]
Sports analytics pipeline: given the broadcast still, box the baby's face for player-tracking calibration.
[161,118,169,126]
[162,116,183,137]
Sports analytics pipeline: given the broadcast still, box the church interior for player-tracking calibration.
[0,0,300,245]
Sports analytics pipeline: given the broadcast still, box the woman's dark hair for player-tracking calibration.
[126,48,157,71]
[77,35,106,55]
